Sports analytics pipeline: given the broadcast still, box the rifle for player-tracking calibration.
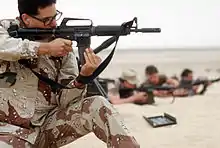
[7,17,161,97]
[189,77,220,95]
[121,77,220,93]
[192,77,220,86]
[97,77,116,83]
[119,85,176,105]
[119,77,220,105]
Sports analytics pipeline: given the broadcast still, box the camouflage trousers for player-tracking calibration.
[0,95,140,148]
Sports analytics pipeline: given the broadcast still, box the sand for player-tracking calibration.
[62,49,220,148]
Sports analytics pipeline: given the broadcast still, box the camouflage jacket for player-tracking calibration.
[0,19,86,144]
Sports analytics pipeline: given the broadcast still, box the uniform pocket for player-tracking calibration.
[0,72,17,88]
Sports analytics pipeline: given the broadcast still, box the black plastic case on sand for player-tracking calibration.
[143,113,177,128]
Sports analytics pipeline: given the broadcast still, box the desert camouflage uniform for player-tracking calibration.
[0,19,140,148]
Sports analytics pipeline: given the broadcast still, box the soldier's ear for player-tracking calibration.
[21,14,30,26]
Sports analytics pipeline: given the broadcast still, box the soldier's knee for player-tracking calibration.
[86,95,108,104]
[93,95,112,107]
[94,95,108,103]
[84,95,113,112]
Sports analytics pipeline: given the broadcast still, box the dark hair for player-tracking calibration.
[145,65,158,75]
[18,0,57,16]
[181,68,193,77]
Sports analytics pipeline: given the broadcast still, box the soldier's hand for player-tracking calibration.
[48,38,73,57]
[134,92,147,100]
[132,92,148,103]
[80,48,102,76]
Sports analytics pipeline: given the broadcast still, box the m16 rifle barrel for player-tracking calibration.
[92,26,161,36]
[130,28,161,33]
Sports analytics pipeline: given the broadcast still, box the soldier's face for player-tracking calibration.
[147,73,159,84]
[21,4,62,28]
[185,73,193,81]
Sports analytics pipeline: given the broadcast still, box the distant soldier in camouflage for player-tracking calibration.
[0,0,140,147]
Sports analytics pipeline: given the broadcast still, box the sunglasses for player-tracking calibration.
[29,10,62,26]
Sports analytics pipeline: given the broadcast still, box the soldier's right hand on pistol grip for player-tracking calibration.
[134,92,147,101]
[47,38,73,57]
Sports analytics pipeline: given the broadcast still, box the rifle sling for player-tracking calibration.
[18,35,119,92]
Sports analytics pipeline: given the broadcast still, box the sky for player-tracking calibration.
[0,0,220,49]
